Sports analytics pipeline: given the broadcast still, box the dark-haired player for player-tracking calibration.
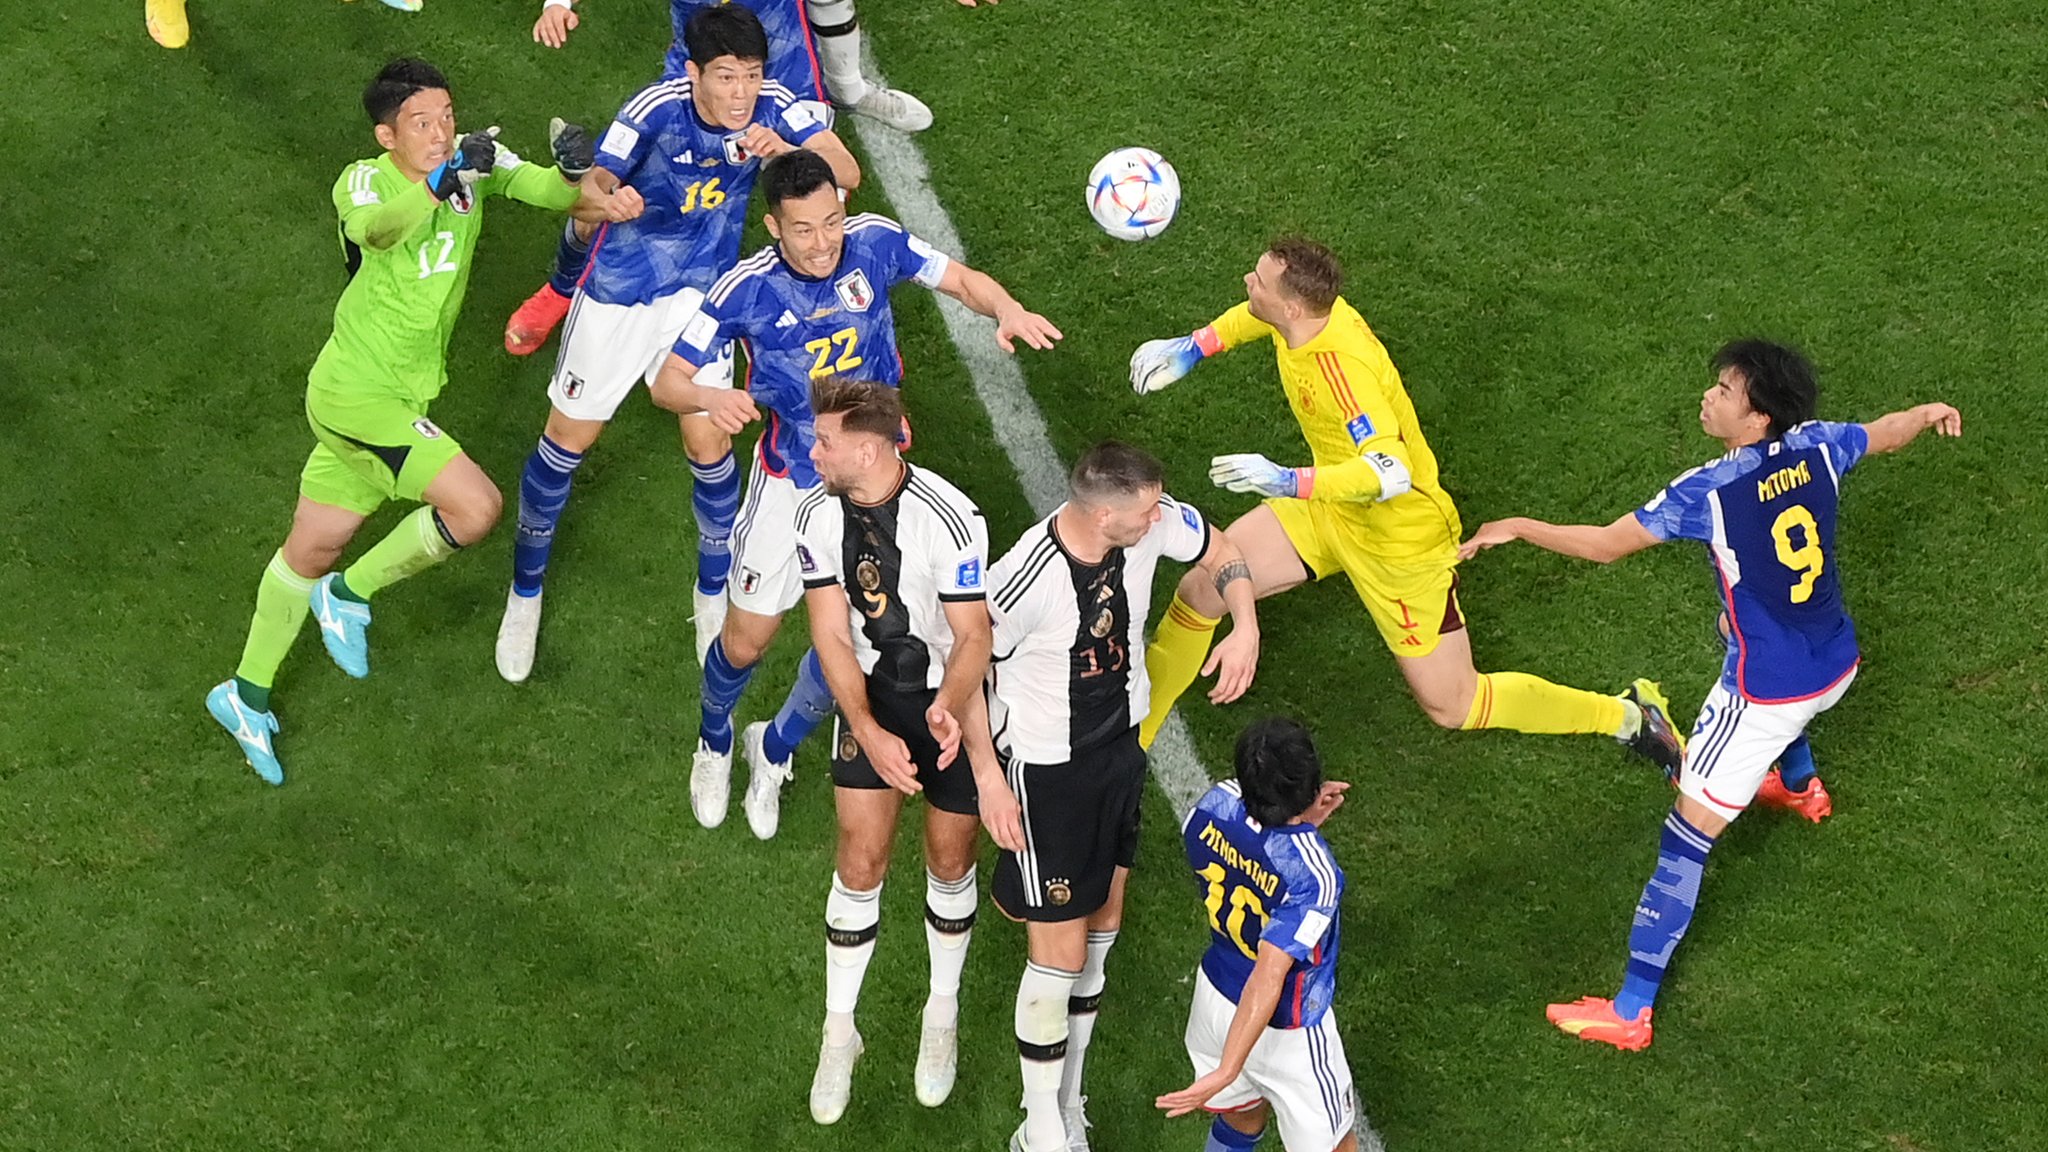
[1158,717,1359,1152]
[653,147,1058,840]
[963,441,1258,1152]
[1460,339,1962,1048]
[205,59,639,785]
[793,379,990,1122]
[493,4,859,682]
[1130,237,1685,771]
[511,0,934,350]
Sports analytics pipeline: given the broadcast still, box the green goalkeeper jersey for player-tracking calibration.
[307,143,579,408]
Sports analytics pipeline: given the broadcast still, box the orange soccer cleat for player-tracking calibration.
[1756,768,1833,823]
[1546,996,1654,1051]
[505,283,572,356]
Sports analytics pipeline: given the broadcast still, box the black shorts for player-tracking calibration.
[992,729,1146,923]
[830,681,980,816]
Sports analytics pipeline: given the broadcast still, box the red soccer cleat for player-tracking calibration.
[1756,768,1833,823]
[1546,996,1654,1051]
[505,283,572,356]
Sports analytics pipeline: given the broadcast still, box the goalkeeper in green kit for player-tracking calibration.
[208,58,643,785]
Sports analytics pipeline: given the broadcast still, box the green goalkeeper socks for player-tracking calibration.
[233,551,316,705]
[339,505,459,600]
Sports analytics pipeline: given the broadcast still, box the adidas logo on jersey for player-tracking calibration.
[776,310,799,329]
[673,150,695,166]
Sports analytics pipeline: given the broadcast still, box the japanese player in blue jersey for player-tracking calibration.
[495,6,861,683]
[1460,339,1963,1050]
[514,0,935,353]
[650,148,1059,840]
[1158,718,1362,1152]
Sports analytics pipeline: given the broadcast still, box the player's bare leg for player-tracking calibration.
[210,498,367,785]
[693,604,785,827]
[681,413,738,667]
[1141,505,1308,748]
[1398,616,1683,774]
[812,787,905,1123]
[917,807,981,1107]
[499,409,605,682]
[505,220,595,355]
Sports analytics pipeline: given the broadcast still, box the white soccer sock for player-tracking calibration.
[1015,960,1079,1150]
[824,872,882,1044]
[806,0,868,104]
[1059,928,1117,1109]
[924,869,977,1028]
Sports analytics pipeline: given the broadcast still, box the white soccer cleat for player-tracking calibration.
[1061,1099,1092,1152]
[1009,1121,1070,1152]
[690,738,734,829]
[913,1021,958,1107]
[741,720,794,840]
[495,588,542,683]
[691,585,726,668]
[809,1028,863,1125]
[843,85,933,132]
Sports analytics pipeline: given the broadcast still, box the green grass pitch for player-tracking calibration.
[3,1,2045,1149]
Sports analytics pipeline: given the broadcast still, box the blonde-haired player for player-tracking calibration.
[1129,237,1683,768]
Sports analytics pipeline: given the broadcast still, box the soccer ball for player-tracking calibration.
[1087,147,1180,241]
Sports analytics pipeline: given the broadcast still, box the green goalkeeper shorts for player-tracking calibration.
[299,387,464,516]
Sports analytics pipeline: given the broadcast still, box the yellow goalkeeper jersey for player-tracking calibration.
[1202,297,1461,565]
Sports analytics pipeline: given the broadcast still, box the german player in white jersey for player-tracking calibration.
[962,441,1260,1152]
[1160,716,1360,1152]
[792,378,991,1123]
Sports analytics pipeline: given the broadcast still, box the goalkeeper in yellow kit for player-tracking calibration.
[1129,238,1683,767]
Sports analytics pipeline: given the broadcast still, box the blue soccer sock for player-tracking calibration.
[699,638,755,755]
[1777,733,1819,792]
[763,648,835,764]
[690,451,740,597]
[512,435,585,597]
[1615,810,1717,1020]
[548,218,593,298]
[1206,1115,1265,1152]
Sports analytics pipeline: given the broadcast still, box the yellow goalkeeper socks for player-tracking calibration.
[1139,596,1221,749]
[1461,671,1629,736]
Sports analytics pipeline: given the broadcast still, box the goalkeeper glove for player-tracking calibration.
[1129,334,1207,394]
[548,117,594,180]
[427,126,499,200]
[1209,452,1300,498]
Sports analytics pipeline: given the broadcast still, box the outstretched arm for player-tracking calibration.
[934,261,1062,351]
[1862,403,1962,455]
[1460,512,1659,564]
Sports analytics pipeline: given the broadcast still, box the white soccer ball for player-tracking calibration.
[1087,147,1180,241]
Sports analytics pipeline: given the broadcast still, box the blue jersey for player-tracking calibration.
[675,214,952,486]
[664,0,824,101]
[583,78,825,307]
[1183,781,1344,1030]
[1635,420,1870,702]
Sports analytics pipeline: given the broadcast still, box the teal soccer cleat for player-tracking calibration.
[310,574,371,678]
[207,680,283,785]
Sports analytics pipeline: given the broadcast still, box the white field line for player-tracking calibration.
[847,56,1387,1152]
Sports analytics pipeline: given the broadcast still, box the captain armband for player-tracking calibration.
[1362,451,1412,502]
